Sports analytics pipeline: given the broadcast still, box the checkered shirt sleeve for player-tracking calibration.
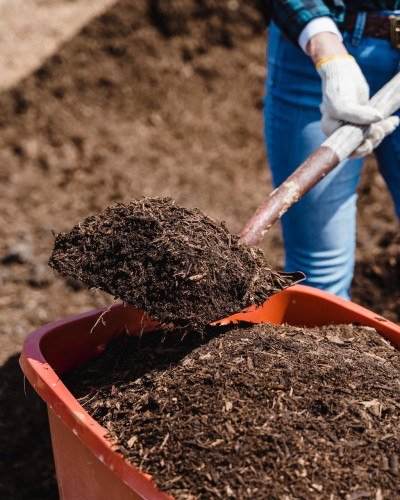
[271,0,337,46]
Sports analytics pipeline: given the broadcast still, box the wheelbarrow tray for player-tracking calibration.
[19,284,400,500]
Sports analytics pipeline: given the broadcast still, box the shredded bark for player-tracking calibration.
[49,196,296,330]
[64,322,400,499]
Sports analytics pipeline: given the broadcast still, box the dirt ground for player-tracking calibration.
[0,1,399,499]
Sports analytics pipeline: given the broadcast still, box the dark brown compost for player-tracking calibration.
[64,322,400,500]
[49,197,297,330]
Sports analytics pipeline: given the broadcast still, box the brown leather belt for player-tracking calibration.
[340,12,400,49]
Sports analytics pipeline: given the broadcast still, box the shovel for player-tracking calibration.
[239,72,400,247]
[49,73,400,331]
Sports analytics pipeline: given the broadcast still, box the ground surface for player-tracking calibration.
[0,1,399,499]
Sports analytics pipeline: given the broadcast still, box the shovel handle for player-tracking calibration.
[239,72,400,247]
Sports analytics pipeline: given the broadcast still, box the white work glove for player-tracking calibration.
[317,55,399,158]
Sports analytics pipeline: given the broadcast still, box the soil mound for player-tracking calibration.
[49,197,296,330]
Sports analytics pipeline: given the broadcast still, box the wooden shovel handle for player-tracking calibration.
[239,72,400,247]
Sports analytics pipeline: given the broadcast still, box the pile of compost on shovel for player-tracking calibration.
[64,321,400,500]
[49,197,296,331]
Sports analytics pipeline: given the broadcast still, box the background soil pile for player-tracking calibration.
[0,1,399,499]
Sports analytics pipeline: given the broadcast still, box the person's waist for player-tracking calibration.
[339,11,400,47]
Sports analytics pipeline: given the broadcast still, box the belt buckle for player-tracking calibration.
[390,15,400,49]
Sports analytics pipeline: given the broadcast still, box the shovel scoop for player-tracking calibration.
[49,198,304,332]
[49,74,400,332]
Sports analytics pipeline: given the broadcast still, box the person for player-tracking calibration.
[264,1,400,300]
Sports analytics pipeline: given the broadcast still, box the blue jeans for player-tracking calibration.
[264,19,400,300]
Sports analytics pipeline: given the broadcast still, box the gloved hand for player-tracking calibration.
[316,54,399,158]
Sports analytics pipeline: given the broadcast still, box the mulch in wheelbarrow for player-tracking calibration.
[48,196,298,331]
[63,321,400,500]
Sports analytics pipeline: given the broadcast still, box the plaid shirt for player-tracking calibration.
[271,0,400,45]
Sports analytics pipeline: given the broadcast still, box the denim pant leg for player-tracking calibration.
[264,23,364,299]
[346,31,400,222]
